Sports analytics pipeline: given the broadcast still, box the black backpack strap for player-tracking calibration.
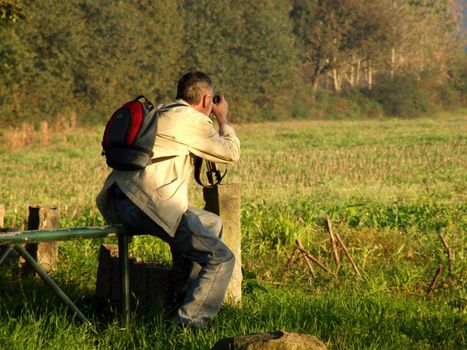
[156,102,185,113]
[149,102,187,164]
[134,95,154,111]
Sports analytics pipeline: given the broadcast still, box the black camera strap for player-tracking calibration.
[193,157,227,188]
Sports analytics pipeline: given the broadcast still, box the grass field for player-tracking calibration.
[0,112,466,349]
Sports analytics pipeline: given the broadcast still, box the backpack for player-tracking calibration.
[101,96,183,171]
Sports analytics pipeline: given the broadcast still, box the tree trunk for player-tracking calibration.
[367,59,373,90]
[332,68,341,92]
[311,76,320,91]
[356,59,361,87]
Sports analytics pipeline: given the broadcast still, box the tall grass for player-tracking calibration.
[0,112,466,349]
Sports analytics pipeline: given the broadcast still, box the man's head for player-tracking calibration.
[176,71,214,116]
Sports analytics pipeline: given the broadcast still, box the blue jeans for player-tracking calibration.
[114,186,235,327]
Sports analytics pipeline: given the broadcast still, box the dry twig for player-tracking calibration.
[334,233,361,277]
[324,215,340,268]
[428,264,443,296]
[439,234,454,273]
[294,239,316,277]
[295,239,332,275]
[287,247,299,267]
[296,239,332,274]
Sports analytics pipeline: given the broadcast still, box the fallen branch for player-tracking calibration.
[334,233,361,277]
[296,240,331,274]
[324,215,340,268]
[294,239,316,278]
[304,251,332,274]
[296,239,331,274]
[428,264,443,296]
[287,247,299,268]
[439,234,453,273]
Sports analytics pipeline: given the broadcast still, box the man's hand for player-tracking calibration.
[211,95,229,125]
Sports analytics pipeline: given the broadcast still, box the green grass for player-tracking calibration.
[0,112,466,349]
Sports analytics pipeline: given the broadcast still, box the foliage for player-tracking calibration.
[283,86,384,120]
[290,0,397,89]
[0,0,24,24]
[76,0,185,121]
[0,0,185,126]
[0,0,465,126]
[448,52,467,104]
[182,0,299,122]
[362,75,435,117]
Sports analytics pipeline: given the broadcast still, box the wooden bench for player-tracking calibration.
[0,225,131,330]
[0,184,242,331]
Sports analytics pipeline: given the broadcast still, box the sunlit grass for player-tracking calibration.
[0,112,466,349]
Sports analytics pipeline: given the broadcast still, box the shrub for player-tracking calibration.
[436,83,462,109]
[418,70,463,110]
[363,75,436,117]
[446,54,467,106]
[340,89,384,118]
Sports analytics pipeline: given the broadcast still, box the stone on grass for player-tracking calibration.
[211,331,327,350]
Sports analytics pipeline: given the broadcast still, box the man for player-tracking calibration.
[96,71,240,328]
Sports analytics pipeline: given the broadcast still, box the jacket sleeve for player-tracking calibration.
[178,112,240,164]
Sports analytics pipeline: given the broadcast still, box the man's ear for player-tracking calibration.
[201,94,209,108]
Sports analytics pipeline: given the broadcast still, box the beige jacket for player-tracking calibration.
[96,100,240,236]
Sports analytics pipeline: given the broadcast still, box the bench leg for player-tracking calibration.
[14,244,94,330]
[118,234,130,329]
[0,245,14,266]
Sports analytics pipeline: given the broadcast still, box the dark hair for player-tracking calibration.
[176,71,213,104]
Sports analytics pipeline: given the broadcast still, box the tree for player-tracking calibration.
[391,0,460,75]
[183,0,299,121]
[291,0,342,90]
[78,0,185,121]
[291,0,398,91]
[0,0,185,126]
[0,0,84,125]
[0,0,24,24]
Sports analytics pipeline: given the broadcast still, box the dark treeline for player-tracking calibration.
[0,0,465,126]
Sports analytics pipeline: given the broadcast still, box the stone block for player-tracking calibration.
[211,331,327,350]
[25,206,59,272]
[95,244,171,311]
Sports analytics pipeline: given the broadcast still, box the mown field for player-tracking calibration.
[0,112,466,349]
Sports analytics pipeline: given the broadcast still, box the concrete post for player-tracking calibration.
[0,204,20,267]
[25,206,59,272]
[0,204,6,264]
[204,183,242,305]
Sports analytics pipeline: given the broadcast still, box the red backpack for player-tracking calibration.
[101,96,183,170]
